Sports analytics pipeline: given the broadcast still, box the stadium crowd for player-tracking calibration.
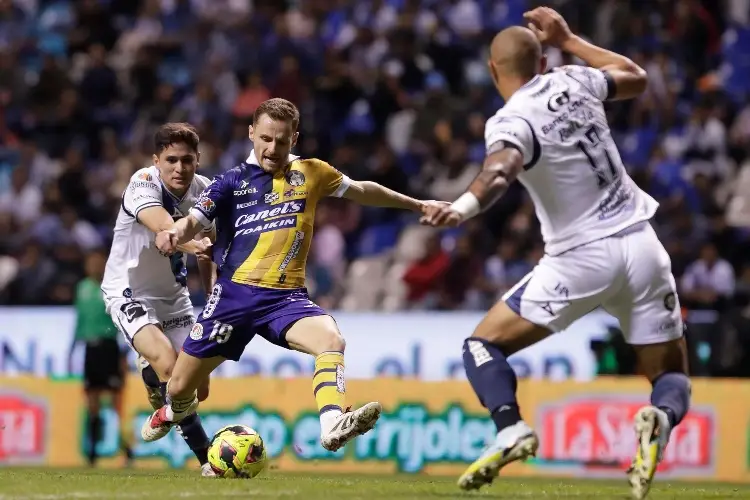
[1,0,750,375]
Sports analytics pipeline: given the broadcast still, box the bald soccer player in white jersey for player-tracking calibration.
[421,8,689,499]
[102,123,217,476]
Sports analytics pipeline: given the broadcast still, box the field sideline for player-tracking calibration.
[0,469,747,499]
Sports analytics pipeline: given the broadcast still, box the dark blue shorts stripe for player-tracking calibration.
[314,381,338,396]
[505,275,532,315]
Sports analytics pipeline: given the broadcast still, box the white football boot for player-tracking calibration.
[201,462,217,477]
[627,406,672,500]
[320,402,382,452]
[457,421,539,491]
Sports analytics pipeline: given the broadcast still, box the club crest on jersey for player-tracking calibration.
[138,172,153,182]
[197,196,215,213]
[286,170,305,187]
[264,192,280,204]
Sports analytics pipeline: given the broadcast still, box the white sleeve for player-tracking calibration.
[558,65,614,101]
[484,114,537,166]
[123,173,162,219]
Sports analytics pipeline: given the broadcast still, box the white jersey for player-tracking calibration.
[102,166,212,301]
[485,65,659,255]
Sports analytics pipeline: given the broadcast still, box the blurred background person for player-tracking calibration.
[71,250,132,467]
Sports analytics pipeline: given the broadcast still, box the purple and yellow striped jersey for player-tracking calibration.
[189,151,350,289]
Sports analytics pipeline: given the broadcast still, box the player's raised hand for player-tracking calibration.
[419,201,463,228]
[156,229,179,256]
[523,7,573,48]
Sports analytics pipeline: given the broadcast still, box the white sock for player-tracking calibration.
[320,409,342,435]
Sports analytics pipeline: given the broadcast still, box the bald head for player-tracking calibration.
[489,26,543,79]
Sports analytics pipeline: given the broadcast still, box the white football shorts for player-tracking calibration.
[502,221,684,345]
[105,294,195,352]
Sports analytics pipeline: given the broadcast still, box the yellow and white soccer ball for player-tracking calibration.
[207,424,268,478]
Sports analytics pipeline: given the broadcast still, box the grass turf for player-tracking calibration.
[0,469,747,499]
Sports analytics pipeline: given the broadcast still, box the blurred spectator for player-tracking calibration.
[402,233,449,308]
[0,0,748,377]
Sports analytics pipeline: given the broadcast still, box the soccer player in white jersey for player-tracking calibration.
[422,8,690,499]
[102,123,217,476]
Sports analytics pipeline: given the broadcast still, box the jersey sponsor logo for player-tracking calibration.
[547,90,571,112]
[130,181,158,190]
[264,192,279,204]
[538,398,714,474]
[161,314,193,331]
[235,200,305,228]
[234,180,258,196]
[120,302,147,323]
[202,283,223,319]
[284,189,307,198]
[189,323,203,340]
[235,216,297,237]
[286,170,306,187]
[277,231,305,282]
[237,200,259,209]
[138,172,153,181]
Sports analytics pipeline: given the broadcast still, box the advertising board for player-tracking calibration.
[0,307,617,380]
[0,376,746,483]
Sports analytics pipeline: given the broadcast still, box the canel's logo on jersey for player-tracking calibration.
[234,180,258,196]
[235,200,305,227]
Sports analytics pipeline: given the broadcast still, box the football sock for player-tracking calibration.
[176,412,210,465]
[86,413,102,465]
[313,351,346,433]
[650,372,691,428]
[463,337,522,432]
[165,380,199,421]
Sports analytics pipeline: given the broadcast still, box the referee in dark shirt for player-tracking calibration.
[73,250,133,466]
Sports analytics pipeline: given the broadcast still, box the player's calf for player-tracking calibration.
[628,337,691,499]
[458,301,550,490]
[285,315,381,451]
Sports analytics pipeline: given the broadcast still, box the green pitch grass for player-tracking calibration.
[0,469,747,499]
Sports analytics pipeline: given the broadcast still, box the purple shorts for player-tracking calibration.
[182,277,327,361]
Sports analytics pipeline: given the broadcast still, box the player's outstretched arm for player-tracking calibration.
[155,214,205,256]
[421,146,524,227]
[342,179,425,212]
[524,7,647,100]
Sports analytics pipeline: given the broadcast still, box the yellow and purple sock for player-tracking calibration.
[313,351,346,430]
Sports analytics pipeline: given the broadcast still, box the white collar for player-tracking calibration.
[246,150,300,166]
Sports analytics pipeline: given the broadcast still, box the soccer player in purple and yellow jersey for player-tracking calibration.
[141,98,447,455]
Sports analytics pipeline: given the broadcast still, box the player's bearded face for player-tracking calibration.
[154,143,199,195]
[249,115,298,173]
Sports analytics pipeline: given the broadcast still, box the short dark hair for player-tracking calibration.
[154,122,200,154]
[253,98,300,129]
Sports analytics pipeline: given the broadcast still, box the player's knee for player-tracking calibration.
[197,379,210,402]
[167,372,192,399]
[321,330,345,353]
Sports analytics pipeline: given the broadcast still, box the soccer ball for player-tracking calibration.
[207,425,268,478]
